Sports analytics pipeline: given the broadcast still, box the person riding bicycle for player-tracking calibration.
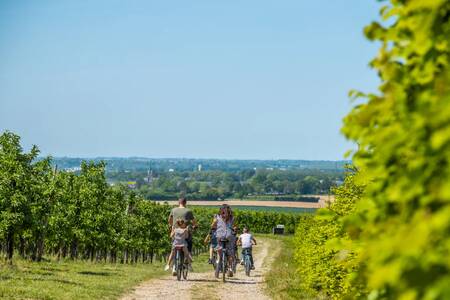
[204,223,218,264]
[237,227,257,270]
[168,197,197,274]
[165,218,193,271]
[211,204,236,277]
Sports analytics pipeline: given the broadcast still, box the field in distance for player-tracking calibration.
[156,195,334,209]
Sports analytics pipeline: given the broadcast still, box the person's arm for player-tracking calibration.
[204,234,210,245]
[168,210,173,227]
[170,228,175,239]
[211,218,217,229]
[191,218,198,230]
[187,210,198,229]
[237,236,242,246]
[252,235,257,245]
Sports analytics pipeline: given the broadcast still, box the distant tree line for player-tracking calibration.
[107,168,343,201]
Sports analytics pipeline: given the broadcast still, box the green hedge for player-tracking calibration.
[293,1,450,299]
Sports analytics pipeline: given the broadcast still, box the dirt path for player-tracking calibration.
[121,237,278,300]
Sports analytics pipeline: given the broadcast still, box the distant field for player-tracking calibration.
[228,194,334,205]
[192,205,316,213]
[157,195,333,210]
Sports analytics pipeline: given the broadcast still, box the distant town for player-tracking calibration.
[48,157,349,201]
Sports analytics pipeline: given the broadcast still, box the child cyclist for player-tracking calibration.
[165,218,193,272]
[237,227,257,270]
[204,225,218,264]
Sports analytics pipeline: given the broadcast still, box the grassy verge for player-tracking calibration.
[0,251,211,300]
[265,235,311,300]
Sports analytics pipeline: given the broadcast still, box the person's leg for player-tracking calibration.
[165,248,175,271]
[168,248,175,265]
[183,243,193,271]
[208,245,214,263]
[217,247,222,263]
[250,248,254,269]
[227,243,234,272]
[183,245,192,262]
[186,237,193,254]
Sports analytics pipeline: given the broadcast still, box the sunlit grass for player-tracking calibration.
[264,235,315,300]
[0,251,210,300]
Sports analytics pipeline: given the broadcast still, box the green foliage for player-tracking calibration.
[294,172,365,299]
[0,131,41,260]
[341,1,450,298]
[191,206,304,235]
[0,131,178,262]
[294,1,450,299]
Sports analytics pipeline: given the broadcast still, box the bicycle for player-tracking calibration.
[215,238,234,282]
[174,245,188,281]
[242,248,252,276]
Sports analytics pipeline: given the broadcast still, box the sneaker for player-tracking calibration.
[251,265,255,270]
[188,264,194,272]
[164,264,170,271]
[228,270,233,277]
[240,260,244,265]
[207,258,212,264]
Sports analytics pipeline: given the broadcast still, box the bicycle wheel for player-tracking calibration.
[222,251,227,282]
[245,255,251,276]
[182,265,188,279]
[176,250,182,281]
[182,254,188,280]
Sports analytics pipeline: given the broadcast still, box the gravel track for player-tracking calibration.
[121,237,277,300]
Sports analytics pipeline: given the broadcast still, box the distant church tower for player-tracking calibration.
[147,169,153,183]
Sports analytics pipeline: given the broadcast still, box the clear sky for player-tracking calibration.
[0,1,381,160]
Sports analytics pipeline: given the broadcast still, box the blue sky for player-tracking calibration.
[0,1,381,160]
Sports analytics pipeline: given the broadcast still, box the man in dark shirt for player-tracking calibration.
[168,197,197,253]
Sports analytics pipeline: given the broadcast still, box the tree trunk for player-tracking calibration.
[19,236,26,258]
[6,230,14,261]
[62,245,67,258]
[36,233,44,262]
[70,239,78,260]
[90,247,95,262]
